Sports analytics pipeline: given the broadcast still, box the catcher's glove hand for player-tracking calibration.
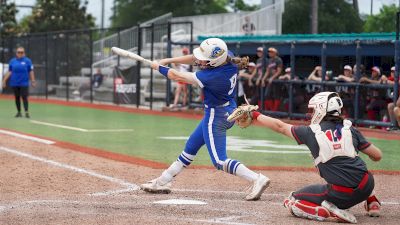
[227,104,259,128]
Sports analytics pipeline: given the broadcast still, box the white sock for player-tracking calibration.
[235,164,260,182]
[158,160,185,185]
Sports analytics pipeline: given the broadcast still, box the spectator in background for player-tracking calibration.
[92,68,104,88]
[238,62,256,105]
[336,65,354,82]
[306,66,330,95]
[381,66,398,84]
[335,65,355,118]
[384,66,400,131]
[307,66,330,81]
[2,47,36,118]
[359,66,387,125]
[249,47,265,106]
[278,67,305,113]
[261,47,283,111]
[171,47,191,108]
[241,16,256,36]
[353,64,367,78]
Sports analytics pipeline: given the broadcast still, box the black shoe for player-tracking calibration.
[15,112,22,118]
[25,112,30,118]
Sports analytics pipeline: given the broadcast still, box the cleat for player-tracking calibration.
[245,173,270,201]
[15,112,22,118]
[25,112,30,118]
[291,202,331,221]
[322,200,357,224]
[365,199,381,217]
[140,179,171,194]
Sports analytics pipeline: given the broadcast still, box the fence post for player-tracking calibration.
[66,33,69,101]
[166,22,172,107]
[354,41,361,122]
[188,22,194,107]
[320,42,327,91]
[260,44,266,111]
[289,42,295,118]
[117,27,121,67]
[89,30,93,103]
[136,24,142,108]
[235,42,241,103]
[150,23,155,110]
[394,12,400,127]
[45,34,48,99]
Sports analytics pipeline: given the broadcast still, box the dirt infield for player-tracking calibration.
[1,134,399,224]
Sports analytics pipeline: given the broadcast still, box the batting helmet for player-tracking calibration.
[193,38,228,67]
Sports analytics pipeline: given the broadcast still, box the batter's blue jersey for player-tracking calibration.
[194,62,238,107]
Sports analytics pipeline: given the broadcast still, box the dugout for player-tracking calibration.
[171,32,399,128]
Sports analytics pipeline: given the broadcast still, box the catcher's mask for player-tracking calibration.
[307,92,343,125]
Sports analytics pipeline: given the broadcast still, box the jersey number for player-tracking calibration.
[228,74,237,95]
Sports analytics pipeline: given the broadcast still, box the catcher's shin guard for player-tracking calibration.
[285,199,332,222]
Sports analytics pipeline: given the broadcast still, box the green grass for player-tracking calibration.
[0,98,399,171]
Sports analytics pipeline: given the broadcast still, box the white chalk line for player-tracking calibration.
[30,120,133,132]
[174,188,286,197]
[228,149,309,154]
[0,129,55,145]
[189,216,254,225]
[0,146,139,196]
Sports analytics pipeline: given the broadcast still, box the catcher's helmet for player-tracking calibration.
[308,92,343,125]
[193,38,228,67]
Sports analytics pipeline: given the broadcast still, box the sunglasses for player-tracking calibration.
[17,51,24,54]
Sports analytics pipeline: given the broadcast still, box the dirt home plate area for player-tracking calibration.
[0,134,399,225]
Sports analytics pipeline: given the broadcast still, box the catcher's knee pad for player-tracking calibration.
[221,158,241,175]
[177,151,195,167]
[287,199,331,222]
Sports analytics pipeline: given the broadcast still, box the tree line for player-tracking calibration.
[0,0,398,37]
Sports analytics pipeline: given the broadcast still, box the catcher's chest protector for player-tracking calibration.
[310,120,357,166]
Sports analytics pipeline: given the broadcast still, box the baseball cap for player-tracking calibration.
[256,47,264,52]
[391,66,395,71]
[343,65,352,71]
[371,66,380,74]
[268,47,278,53]
[248,62,256,67]
[285,67,291,73]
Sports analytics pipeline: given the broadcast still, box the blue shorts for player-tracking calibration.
[182,105,235,169]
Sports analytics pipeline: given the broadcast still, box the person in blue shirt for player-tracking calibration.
[140,38,270,201]
[2,47,36,118]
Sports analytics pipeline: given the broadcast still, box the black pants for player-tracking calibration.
[292,172,374,209]
[13,86,29,112]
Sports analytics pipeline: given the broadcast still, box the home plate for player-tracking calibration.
[153,199,207,205]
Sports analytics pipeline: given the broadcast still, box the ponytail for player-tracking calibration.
[228,56,249,70]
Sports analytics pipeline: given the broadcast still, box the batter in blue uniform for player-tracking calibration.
[2,47,36,118]
[141,38,270,200]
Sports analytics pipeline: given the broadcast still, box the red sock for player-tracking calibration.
[367,195,380,204]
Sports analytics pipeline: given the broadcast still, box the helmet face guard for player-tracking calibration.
[307,92,343,125]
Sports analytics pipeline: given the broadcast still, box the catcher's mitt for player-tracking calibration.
[227,104,259,128]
